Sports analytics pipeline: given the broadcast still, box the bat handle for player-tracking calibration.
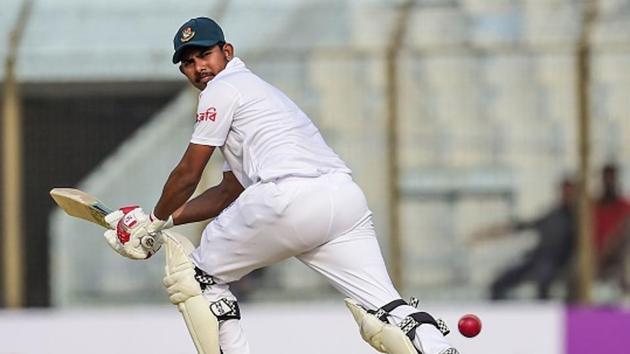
[141,231,173,249]
[140,234,158,249]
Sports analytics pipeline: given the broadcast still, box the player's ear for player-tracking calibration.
[222,43,234,61]
[178,64,185,74]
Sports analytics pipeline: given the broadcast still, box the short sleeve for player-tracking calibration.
[190,81,240,146]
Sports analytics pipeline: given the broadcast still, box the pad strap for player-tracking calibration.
[192,268,240,322]
[400,312,451,338]
[210,298,241,321]
[194,267,216,290]
[371,298,450,339]
[370,299,408,322]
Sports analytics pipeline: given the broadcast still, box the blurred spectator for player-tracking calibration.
[594,163,630,294]
[469,178,576,300]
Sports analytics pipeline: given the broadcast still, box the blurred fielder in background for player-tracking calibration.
[470,178,576,301]
[101,17,458,354]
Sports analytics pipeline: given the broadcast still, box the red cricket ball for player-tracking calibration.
[458,314,482,338]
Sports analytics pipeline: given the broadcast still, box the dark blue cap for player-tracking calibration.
[172,17,225,64]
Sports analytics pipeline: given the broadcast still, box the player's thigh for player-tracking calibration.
[297,212,401,309]
[280,173,370,245]
[191,182,298,283]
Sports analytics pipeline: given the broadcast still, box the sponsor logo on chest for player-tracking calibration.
[196,107,217,122]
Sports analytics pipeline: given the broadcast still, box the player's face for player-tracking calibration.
[179,43,234,90]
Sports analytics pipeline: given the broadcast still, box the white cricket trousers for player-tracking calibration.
[190,173,447,354]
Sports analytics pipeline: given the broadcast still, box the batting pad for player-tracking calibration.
[345,298,417,354]
[164,232,220,354]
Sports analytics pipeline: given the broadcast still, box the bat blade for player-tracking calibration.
[49,188,114,229]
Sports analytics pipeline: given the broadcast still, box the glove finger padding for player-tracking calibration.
[103,213,135,259]
[122,236,150,259]
[104,209,125,229]
[104,229,124,253]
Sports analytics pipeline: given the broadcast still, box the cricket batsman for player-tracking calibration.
[102,17,459,354]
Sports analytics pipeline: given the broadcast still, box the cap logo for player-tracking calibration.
[180,27,195,42]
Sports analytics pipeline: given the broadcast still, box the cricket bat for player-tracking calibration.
[49,187,221,354]
[49,188,113,229]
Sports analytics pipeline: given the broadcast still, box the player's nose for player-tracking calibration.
[193,58,208,73]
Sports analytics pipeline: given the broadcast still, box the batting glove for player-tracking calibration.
[103,206,166,260]
[147,211,174,234]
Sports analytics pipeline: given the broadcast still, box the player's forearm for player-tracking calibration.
[172,184,240,224]
[154,166,200,220]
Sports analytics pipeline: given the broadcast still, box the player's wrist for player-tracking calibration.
[149,211,174,231]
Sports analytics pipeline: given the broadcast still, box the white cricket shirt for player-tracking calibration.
[190,57,351,188]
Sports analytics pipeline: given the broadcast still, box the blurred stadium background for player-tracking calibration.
[2,0,630,353]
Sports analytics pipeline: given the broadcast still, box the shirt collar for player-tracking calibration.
[200,57,246,95]
[214,57,246,80]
